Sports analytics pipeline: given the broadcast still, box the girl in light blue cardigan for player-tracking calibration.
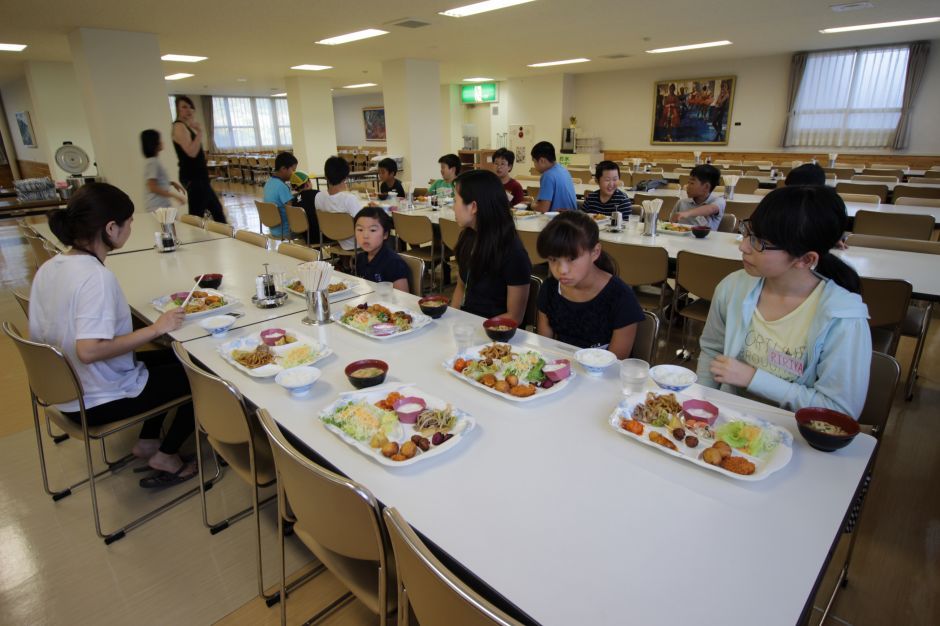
[697,186,871,418]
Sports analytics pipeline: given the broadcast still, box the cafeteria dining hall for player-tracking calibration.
[1,1,940,624]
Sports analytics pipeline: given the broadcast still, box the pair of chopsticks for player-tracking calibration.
[178,274,205,310]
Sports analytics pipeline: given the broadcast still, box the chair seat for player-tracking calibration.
[678,298,711,323]
[208,434,277,487]
[636,291,663,312]
[46,399,186,441]
[402,245,435,263]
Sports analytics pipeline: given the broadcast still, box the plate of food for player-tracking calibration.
[333,301,431,339]
[444,343,575,402]
[587,213,612,227]
[657,221,693,236]
[151,289,238,318]
[319,385,475,467]
[218,327,332,378]
[512,209,540,219]
[608,391,793,481]
[284,277,358,301]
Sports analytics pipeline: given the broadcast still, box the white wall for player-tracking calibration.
[504,74,566,148]
[440,84,461,153]
[333,92,385,148]
[0,76,47,164]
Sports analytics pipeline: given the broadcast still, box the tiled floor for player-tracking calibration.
[1,192,938,625]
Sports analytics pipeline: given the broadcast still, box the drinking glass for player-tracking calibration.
[375,281,394,301]
[620,358,649,395]
[453,323,476,353]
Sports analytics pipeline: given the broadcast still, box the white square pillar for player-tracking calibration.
[382,59,443,187]
[286,76,337,178]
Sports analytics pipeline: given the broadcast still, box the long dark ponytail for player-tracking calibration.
[454,169,519,281]
[536,210,617,275]
[49,182,134,252]
[750,186,860,293]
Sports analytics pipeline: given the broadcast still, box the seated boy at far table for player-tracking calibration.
[314,156,362,250]
[429,153,460,196]
[263,152,297,238]
[671,164,725,230]
[492,147,525,205]
[531,141,578,213]
[377,157,405,200]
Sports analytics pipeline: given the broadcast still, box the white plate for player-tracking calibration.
[333,301,432,339]
[656,222,693,236]
[587,214,612,227]
[608,391,793,482]
[545,211,560,218]
[218,328,333,378]
[512,210,540,220]
[151,288,239,319]
[319,383,475,467]
[443,343,576,403]
[284,278,359,301]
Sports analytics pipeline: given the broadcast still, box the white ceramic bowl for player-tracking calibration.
[574,348,617,377]
[200,315,237,337]
[275,366,321,397]
[649,364,697,392]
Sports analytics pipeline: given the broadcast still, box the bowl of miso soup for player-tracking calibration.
[344,359,389,389]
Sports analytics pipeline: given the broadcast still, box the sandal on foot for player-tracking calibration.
[139,462,198,489]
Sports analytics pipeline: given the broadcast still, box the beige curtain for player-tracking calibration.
[201,95,216,152]
[892,41,930,150]
[781,52,807,147]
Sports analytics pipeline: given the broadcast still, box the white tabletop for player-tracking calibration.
[182,291,876,626]
[33,217,228,255]
[103,237,372,341]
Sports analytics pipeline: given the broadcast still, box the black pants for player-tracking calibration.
[294,189,322,243]
[184,176,226,224]
[63,350,194,455]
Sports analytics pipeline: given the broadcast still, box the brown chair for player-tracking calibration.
[172,342,277,600]
[180,214,203,227]
[24,231,57,266]
[910,177,940,185]
[925,170,940,179]
[569,170,592,184]
[285,204,311,246]
[439,217,461,253]
[892,184,940,201]
[235,229,270,248]
[316,210,358,262]
[601,241,669,315]
[400,253,425,296]
[725,200,758,222]
[862,168,904,179]
[836,182,888,203]
[256,408,395,626]
[412,187,428,198]
[255,200,284,239]
[517,228,547,267]
[853,210,935,240]
[632,310,660,364]
[278,242,320,262]
[393,213,440,291]
[633,193,678,217]
[1,322,203,544]
[852,174,898,183]
[717,213,737,233]
[894,196,940,208]
[741,160,772,169]
[208,221,235,237]
[521,274,543,332]
[383,507,523,626]
[839,192,882,205]
[859,278,912,355]
[731,177,759,195]
[824,167,858,180]
[671,252,742,359]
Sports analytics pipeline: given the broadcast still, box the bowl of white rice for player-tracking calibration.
[649,364,697,391]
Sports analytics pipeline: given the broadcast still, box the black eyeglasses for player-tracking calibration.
[738,219,783,252]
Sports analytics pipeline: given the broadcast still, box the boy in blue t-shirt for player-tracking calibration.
[263,152,297,238]
[531,141,577,213]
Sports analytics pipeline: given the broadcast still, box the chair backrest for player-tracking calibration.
[631,310,660,363]
[255,200,282,229]
[413,187,429,197]
[860,277,912,329]
[400,253,424,296]
[867,165,906,173]
[836,182,888,203]
[278,242,319,262]
[853,174,899,183]
[392,212,434,247]
[753,188,772,197]
[633,193,678,216]
[601,240,669,287]
[742,160,773,168]
[724,200,758,221]
[25,233,56,266]
[720,169,743,178]
[892,184,940,200]
[522,274,543,331]
[894,196,940,207]
[383,507,522,626]
[853,210,935,240]
[824,167,857,180]
[316,209,355,242]
[911,177,940,185]
[11,286,30,318]
[732,177,759,195]
[656,162,680,172]
[180,214,202,227]
[256,408,386,561]
[678,174,690,186]
[285,204,309,234]
[516,229,546,265]
[439,217,461,252]
[839,192,881,205]
[207,221,234,236]
[862,167,905,178]
[235,230,269,247]
[858,352,900,438]
[925,170,940,179]
[717,213,737,233]
[1,321,82,407]
[744,170,765,177]
[846,233,940,254]
[569,170,592,184]
[675,251,742,301]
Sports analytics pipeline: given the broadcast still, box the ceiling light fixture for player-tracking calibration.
[820,16,940,33]
[316,29,388,45]
[646,40,732,54]
[463,77,495,82]
[440,0,535,18]
[272,93,287,97]
[0,43,27,52]
[527,58,590,67]
[343,83,378,88]
[290,64,333,71]
[236,78,248,82]
[161,54,207,62]
[164,73,194,80]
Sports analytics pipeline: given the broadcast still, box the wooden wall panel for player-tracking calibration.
[16,160,51,179]
[0,164,13,189]
[603,150,940,170]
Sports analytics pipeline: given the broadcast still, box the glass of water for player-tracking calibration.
[453,323,476,354]
[620,358,649,395]
[375,281,394,301]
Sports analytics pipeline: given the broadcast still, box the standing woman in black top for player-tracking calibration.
[171,96,227,223]
[451,169,531,323]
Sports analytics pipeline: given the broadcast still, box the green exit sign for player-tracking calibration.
[461,83,498,103]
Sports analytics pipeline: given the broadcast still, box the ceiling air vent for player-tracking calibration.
[392,18,431,29]
[830,2,874,12]
[601,54,630,59]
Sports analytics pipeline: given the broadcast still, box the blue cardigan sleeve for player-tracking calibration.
[696,277,731,389]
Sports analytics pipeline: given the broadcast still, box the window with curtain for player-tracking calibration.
[785,45,910,148]
[211,96,292,150]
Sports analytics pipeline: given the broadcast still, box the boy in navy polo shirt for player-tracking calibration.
[354,207,410,293]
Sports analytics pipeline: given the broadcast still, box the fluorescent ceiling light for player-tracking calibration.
[316,29,388,45]
[161,54,207,62]
[820,17,940,33]
[527,58,590,67]
[646,40,732,54]
[440,0,535,18]
[290,64,333,71]
[0,43,28,52]
[343,83,378,88]
[164,73,194,80]
[463,77,495,82]
[272,93,287,97]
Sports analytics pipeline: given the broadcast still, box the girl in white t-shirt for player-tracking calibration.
[29,183,197,487]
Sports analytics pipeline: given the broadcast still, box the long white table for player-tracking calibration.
[183,290,876,626]
[32,216,228,255]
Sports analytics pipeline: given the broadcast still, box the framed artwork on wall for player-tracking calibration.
[651,76,736,145]
[15,111,37,148]
[362,107,386,142]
